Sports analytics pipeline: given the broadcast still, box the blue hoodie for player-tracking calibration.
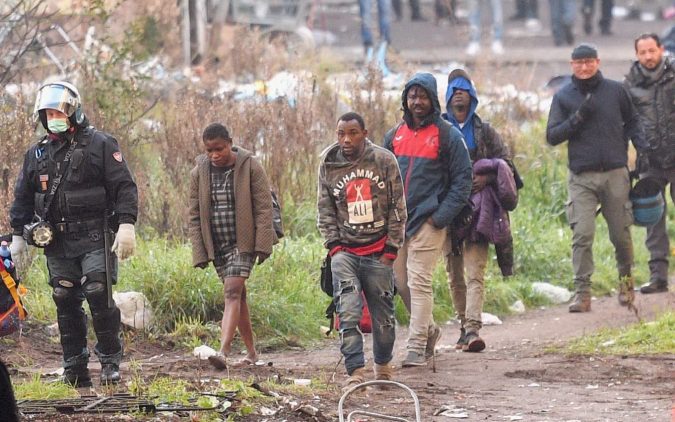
[384,72,473,238]
[443,76,479,152]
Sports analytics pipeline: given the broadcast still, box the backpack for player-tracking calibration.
[271,191,284,239]
[0,260,27,337]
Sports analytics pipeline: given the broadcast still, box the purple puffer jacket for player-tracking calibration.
[460,158,517,244]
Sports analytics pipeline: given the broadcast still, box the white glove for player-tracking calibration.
[9,235,27,269]
[111,224,136,260]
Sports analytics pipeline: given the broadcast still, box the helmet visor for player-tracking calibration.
[34,84,78,117]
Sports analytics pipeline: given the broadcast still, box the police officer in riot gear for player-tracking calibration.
[9,81,138,387]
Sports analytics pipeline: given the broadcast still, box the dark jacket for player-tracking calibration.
[384,72,472,238]
[10,127,138,258]
[317,140,407,255]
[624,55,675,170]
[189,147,276,268]
[546,71,647,174]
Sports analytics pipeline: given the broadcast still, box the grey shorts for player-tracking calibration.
[213,246,254,280]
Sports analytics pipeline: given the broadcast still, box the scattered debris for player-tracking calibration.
[434,404,469,418]
[114,291,154,329]
[193,345,218,360]
[531,282,572,304]
[482,312,503,326]
[509,300,526,314]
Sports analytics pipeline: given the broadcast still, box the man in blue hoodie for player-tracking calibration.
[442,69,520,352]
[384,73,472,367]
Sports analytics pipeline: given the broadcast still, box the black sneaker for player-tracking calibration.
[640,280,668,294]
[454,328,467,350]
[462,332,485,353]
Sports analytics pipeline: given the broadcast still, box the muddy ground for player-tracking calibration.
[2,288,673,421]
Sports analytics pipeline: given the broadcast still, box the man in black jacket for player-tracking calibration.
[546,44,647,312]
[625,33,674,294]
[9,82,138,386]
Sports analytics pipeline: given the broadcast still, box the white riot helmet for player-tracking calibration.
[34,81,86,130]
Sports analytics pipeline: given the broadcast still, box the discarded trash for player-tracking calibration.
[293,378,311,386]
[601,339,616,347]
[482,312,502,325]
[435,404,469,418]
[509,300,526,314]
[585,384,599,389]
[531,282,572,304]
[527,382,540,388]
[114,291,154,329]
[45,323,59,337]
[193,345,218,360]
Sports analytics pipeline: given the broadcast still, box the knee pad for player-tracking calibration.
[82,273,108,310]
[52,284,82,309]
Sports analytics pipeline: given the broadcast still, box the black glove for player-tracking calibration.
[575,93,594,121]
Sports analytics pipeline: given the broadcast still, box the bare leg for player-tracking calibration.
[219,276,246,356]
[236,285,258,361]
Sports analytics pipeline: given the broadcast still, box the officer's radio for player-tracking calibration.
[23,219,54,248]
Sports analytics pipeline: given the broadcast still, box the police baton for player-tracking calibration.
[103,212,114,309]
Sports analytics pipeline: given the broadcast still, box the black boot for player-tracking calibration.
[100,363,121,385]
[63,366,92,388]
[639,279,668,294]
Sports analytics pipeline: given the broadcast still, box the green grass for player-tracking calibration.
[10,116,663,354]
[564,311,675,355]
[13,374,78,400]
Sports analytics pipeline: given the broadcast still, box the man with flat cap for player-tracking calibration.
[546,44,647,313]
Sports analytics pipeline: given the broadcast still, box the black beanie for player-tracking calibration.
[571,43,598,60]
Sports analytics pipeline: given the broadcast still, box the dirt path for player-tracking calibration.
[3,290,673,421]
[265,291,674,421]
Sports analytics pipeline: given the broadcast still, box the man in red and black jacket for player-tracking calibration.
[384,72,472,367]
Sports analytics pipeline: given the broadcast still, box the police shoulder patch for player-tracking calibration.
[113,151,123,162]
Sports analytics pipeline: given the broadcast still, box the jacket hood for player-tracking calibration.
[444,70,478,124]
[402,72,441,128]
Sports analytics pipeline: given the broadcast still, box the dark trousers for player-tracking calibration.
[583,0,613,32]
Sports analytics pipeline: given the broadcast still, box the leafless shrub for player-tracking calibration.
[0,95,36,235]
[0,0,52,86]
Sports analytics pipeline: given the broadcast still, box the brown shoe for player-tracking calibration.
[342,367,367,393]
[568,292,591,313]
[374,363,394,390]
